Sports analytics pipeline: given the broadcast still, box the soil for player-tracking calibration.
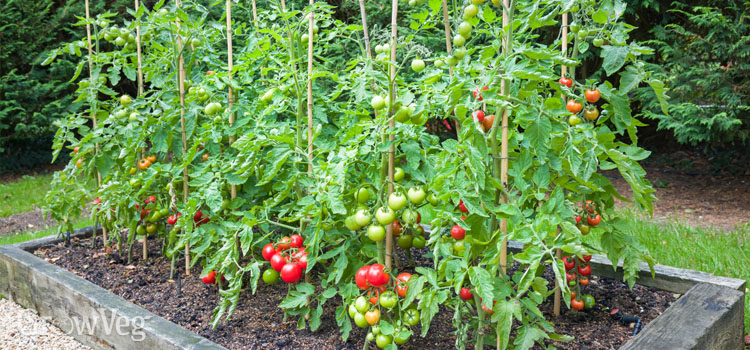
[38,233,677,350]
[0,209,57,236]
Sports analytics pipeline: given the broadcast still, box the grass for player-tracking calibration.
[0,173,55,218]
[0,217,92,246]
[622,211,750,334]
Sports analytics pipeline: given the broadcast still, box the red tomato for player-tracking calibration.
[356,265,371,290]
[92,198,102,205]
[392,220,403,236]
[202,271,217,284]
[145,195,156,204]
[270,253,286,272]
[562,256,576,270]
[141,209,150,220]
[395,273,412,298]
[277,236,291,250]
[574,215,581,224]
[290,234,304,248]
[280,263,303,283]
[582,255,592,262]
[559,77,573,88]
[367,264,390,287]
[472,110,485,123]
[458,200,468,213]
[297,254,308,270]
[450,225,466,240]
[459,287,473,301]
[566,100,583,113]
[368,287,384,305]
[580,276,590,286]
[566,272,577,283]
[571,297,584,311]
[73,146,80,154]
[578,263,591,276]
[416,212,421,224]
[587,214,601,227]
[585,89,600,103]
[193,210,203,222]
[472,86,488,101]
[262,243,277,261]
[167,214,178,225]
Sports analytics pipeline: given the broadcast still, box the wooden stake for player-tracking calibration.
[553,11,570,318]
[440,0,460,136]
[305,0,315,284]
[499,0,510,277]
[134,0,147,260]
[176,0,190,275]
[84,0,104,248]
[384,0,399,272]
[251,0,258,23]
[227,1,236,199]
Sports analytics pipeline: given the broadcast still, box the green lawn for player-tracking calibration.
[0,217,92,246]
[0,173,55,217]
[623,211,750,334]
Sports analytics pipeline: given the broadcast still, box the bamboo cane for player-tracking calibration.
[498,0,510,276]
[251,0,258,23]
[305,1,315,283]
[553,12,569,318]
[440,0,460,136]
[226,0,240,258]
[84,0,104,248]
[384,0,399,272]
[133,0,148,260]
[176,0,190,275]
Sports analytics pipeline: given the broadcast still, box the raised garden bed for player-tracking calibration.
[0,226,745,349]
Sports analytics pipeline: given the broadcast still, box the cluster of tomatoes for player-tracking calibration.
[261,234,308,284]
[562,254,596,311]
[201,270,227,285]
[560,79,602,126]
[134,195,169,237]
[448,200,471,255]
[574,200,601,235]
[350,265,419,348]
[470,106,496,132]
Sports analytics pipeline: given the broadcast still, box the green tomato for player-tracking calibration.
[345,216,362,231]
[454,47,467,60]
[348,304,358,319]
[114,109,128,119]
[355,296,369,313]
[301,33,310,45]
[128,167,137,175]
[453,34,466,47]
[205,102,222,116]
[367,225,386,242]
[411,59,425,72]
[129,178,141,188]
[366,332,375,342]
[395,105,411,123]
[120,95,133,106]
[354,312,369,328]
[401,208,417,224]
[191,37,202,47]
[388,192,407,211]
[403,308,420,326]
[570,23,580,33]
[394,328,411,345]
[261,88,276,103]
[406,187,426,205]
[463,4,479,19]
[446,56,458,66]
[583,294,595,309]
[355,187,371,203]
[397,234,413,249]
[593,38,604,47]
[371,324,381,335]
[115,36,127,46]
[379,290,398,308]
[569,115,583,126]
[458,21,472,37]
[371,95,386,110]
[412,235,426,249]
[129,112,139,122]
[136,225,146,236]
[434,59,445,68]
[375,207,396,225]
[453,240,466,256]
[428,193,439,206]
[263,269,280,284]
[354,209,372,227]
[375,334,393,349]
[393,167,405,182]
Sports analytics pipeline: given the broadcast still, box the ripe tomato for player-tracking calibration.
[579,276,590,286]
[562,256,576,270]
[559,77,573,88]
[395,273,412,297]
[582,255,592,262]
[472,86,488,101]
[263,269,279,284]
[290,234,304,248]
[574,215,581,224]
[577,263,591,276]
[450,225,466,240]
[571,297,584,311]
[472,110,485,123]
[585,89,600,103]
[367,264,390,287]
[481,303,494,315]
[280,262,303,283]
[391,220,402,236]
[92,198,102,205]
[459,287,473,301]
[146,155,156,163]
[458,199,468,213]
[482,114,495,131]
[355,265,370,290]
[138,159,151,170]
[587,214,601,227]
[277,236,291,250]
[365,309,380,326]
[73,146,80,154]
[566,100,583,113]
[262,243,277,261]
[584,107,599,121]
[583,200,597,213]
[145,195,156,204]
[270,253,286,272]
[368,287,382,305]
[297,253,308,270]
[566,272,577,283]
[379,290,398,308]
[202,271,217,284]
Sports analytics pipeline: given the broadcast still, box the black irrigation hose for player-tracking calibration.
[176,271,182,298]
[611,309,643,336]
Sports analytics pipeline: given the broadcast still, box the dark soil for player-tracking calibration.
[0,209,56,236]
[38,233,676,350]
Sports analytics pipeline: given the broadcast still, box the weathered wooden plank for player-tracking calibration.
[13,225,100,252]
[620,282,745,350]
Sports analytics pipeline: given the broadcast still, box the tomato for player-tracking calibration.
[204,102,222,116]
[578,263,591,276]
[379,290,398,308]
[481,303,494,315]
[593,38,604,47]
[367,225,386,242]
[120,94,133,106]
[558,77,573,88]
[388,192,407,211]
[345,216,362,231]
[128,167,137,175]
[136,225,146,236]
[138,159,151,170]
[403,308,420,326]
[450,225,466,240]
[375,333,392,349]
[368,288,380,305]
[146,224,157,235]
[365,309,380,326]
[566,272,577,283]
[202,271,217,284]
[463,4,479,19]
[566,100,583,113]
[262,269,280,284]
[411,59,425,72]
[92,198,101,205]
[452,240,466,256]
[367,264,390,287]
[583,294,595,309]
[354,296,369,313]
[280,262,303,283]
[472,110,485,123]
[371,95,385,110]
[570,291,577,300]
[348,304,359,319]
[270,253,286,272]
[412,235,426,249]
[458,199,468,213]
[571,297,584,311]
[394,328,411,345]
[583,200,597,213]
[290,234,304,248]
[354,209,372,227]
[397,234,413,249]
[406,187,426,204]
[587,214,601,227]
[585,89,600,103]
[458,21,472,37]
[73,146,80,154]
[472,86,488,101]
[579,276,589,286]
[193,210,204,223]
[459,287,473,301]
[482,114,495,131]
[140,209,149,220]
[356,265,370,290]
[297,253,308,270]
[585,107,599,121]
[569,115,583,126]
[144,195,156,204]
[354,312,369,328]
[395,273,411,297]
[401,209,417,224]
[277,236,292,250]
[574,215,581,224]
[582,254,592,262]
[375,207,395,225]
[562,256,576,270]
[391,220,403,236]
[577,223,590,235]
[262,243,277,261]
[434,59,445,68]
[355,187,372,203]
[146,155,156,163]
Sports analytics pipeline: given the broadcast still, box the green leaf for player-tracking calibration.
[600,45,629,76]
[492,298,521,350]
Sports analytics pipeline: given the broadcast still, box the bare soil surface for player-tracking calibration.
[38,233,676,350]
[0,209,56,236]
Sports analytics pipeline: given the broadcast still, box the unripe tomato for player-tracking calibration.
[401,208,417,224]
[367,225,386,242]
[375,207,395,225]
[375,333,392,349]
[120,94,133,106]
[583,294,595,309]
[388,192,407,211]
[262,269,280,284]
[463,4,479,19]
[411,59,425,72]
[345,216,362,231]
[585,108,599,121]
[365,309,380,326]
[397,234,413,249]
[403,308,420,326]
[371,95,386,110]
[355,187,372,203]
[458,21,472,37]
[406,187,426,204]
[354,312,369,328]
[379,290,398,308]
[577,222,591,235]
[354,296,369,313]
[393,167,405,182]
[412,235,426,249]
[355,209,372,227]
[569,115,583,126]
